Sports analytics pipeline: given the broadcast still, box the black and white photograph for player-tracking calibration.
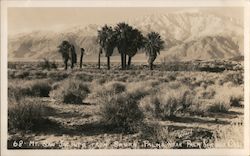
[1,0,249,155]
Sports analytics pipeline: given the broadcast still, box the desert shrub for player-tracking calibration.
[104,81,126,94]
[139,86,194,119]
[150,80,161,87]
[28,80,52,97]
[8,86,25,102]
[8,62,18,69]
[8,98,51,131]
[14,70,30,79]
[50,79,90,104]
[89,81,126,102]
[223,71,243,85]
[8,69,16,79]
[166,81,181,89]
[177,76,193,86]
[51,81,61,90]
[139,95,160,118]
[139,122,171,143]
[38,58,57,70]
[166,72,178,81]
[92,78,106,85]
[129,70,137,76]
[157,77,169,83]
[208,98,230,113]
[74,72,94,82]
[187,100,209,116]
[230,96,243,107]
[98,92,144,132]
[138,74,147,80]
[8,80,52,99]
[223,81,236,87]
[30,70,48,79]
[47,71,69,81]
[126,81,158,97]
[195,86,216,99]
[115,75,129,82]
[213,85,243,108]
[214,125,243,148]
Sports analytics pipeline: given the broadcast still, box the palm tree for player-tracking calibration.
[144,32,164,70]
[98,47,102,69]
[115,22,134,70]
[58,40,77,70]
[126,28,144,68]
[70,44,77,69]
[80,48,85,69]
[97,25,116,70]
[58,40,71,70]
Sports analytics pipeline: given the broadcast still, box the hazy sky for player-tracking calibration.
[8,7,243,35]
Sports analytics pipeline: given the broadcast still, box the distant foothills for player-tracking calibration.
[8,11,243,62]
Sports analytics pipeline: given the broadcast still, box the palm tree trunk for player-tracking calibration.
[70,50,74,69]
[80,50,84,69]
[124,54,127,69]
[64,59,68,70]
[127,56,132,69]
[121,53,126,70]
[98,49,102,69]
[71,56,74,69]
[120,53,124,70]
[150,62,153,70]
[98,53,101,69]
[121,53,127,70]
[107,56,110,70]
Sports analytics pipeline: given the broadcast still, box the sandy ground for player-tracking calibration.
[8,96,244,149]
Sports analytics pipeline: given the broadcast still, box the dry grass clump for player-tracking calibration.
[88,81,127,103]
[126,81,158,98]
[26,80,52,97]
[211,85,243,109]
[187,99,209,116]
[195,86,216,99]
[139,86,195,119]
[47,71,69,81]
[114,75,129,82]
[104,81,127,94]
[74,72,94,82]
[13,70,30,79]
[230,96,243,107]
[8,79,52,100]
[8,98,51,131]
[50,79,90,104]
[94,81,157,132]
[139,122,171,144]
[214,124,243,148]
[216,71,243,86]
[192,84,243,114]
[226,86,244,107]
[91,78,107,85]
[165,81,182,89]
[29,70,48,79]
[38,58,57,70]
[98,92,144,132]
[207,98,230,113]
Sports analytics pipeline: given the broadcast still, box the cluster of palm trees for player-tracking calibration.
[58,41,85,70]
[58,22,164,71]
[97,22,164,70]
[58,40,77,70]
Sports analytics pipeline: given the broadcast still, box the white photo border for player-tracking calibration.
[1,0,249,156]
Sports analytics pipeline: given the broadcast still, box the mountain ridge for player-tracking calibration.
[8,11,243,61]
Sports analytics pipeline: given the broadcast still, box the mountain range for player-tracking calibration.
[8,11,243,62]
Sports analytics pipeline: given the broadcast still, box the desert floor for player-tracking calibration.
[7,60,244,149]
